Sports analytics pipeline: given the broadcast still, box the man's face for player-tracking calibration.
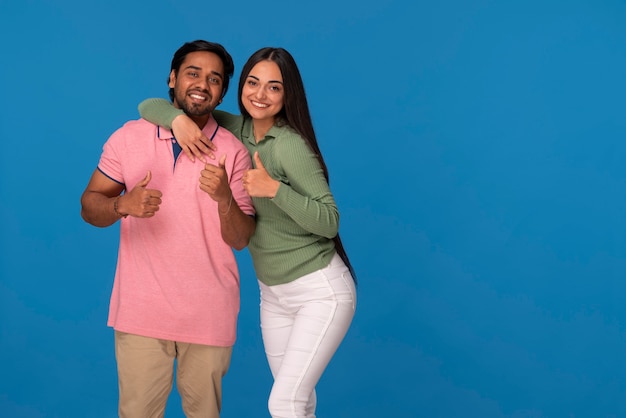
[169,51,225,118]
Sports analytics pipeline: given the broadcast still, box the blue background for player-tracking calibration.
[1,0,625,417]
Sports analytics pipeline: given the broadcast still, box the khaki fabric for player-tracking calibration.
[115,331,232,418]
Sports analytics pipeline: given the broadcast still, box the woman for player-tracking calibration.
[139,47,356,418]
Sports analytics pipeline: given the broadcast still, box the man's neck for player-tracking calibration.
[188,113,210,130]
[172,101,211,129]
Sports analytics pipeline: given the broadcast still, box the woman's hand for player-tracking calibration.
[242,152,280,198]
[171,114,217,162]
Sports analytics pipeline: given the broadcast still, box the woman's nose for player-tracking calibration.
[254,87,266,99]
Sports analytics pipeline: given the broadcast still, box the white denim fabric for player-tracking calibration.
[259,253,357,418]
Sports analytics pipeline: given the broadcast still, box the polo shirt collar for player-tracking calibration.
[242,117,281,145]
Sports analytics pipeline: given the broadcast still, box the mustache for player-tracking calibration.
[188,88,212,100]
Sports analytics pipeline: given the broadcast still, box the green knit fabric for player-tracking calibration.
[138,99,338,285]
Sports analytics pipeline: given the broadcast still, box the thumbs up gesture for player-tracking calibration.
[200,154,232,204]
[123,171,163,218]
[242,152,279,198]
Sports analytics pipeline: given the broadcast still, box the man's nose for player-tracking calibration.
[193,77,209,90]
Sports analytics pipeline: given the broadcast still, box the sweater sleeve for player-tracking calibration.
[138,98,183,129]
[212,110,245,139]
[270,135,339,239]
[138,98,245,140]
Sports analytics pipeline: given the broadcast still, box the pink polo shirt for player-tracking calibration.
[98,117,254,347]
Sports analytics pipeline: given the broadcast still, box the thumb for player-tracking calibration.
[218,154,227,169]
[137,170,152,188]
[253,152,265,170]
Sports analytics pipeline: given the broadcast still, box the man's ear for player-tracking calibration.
[168,70,176,89]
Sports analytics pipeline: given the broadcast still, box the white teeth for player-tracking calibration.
[190,94,205,100]
[252,101,269,108]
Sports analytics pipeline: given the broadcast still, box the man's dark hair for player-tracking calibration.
[167,40,234,101]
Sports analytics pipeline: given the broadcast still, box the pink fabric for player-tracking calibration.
[98,117,254,347]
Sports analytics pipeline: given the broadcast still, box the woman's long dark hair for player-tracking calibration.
[238,47,357,283]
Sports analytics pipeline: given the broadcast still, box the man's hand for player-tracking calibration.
[172,114,217,163]
[200,155,232,205]
[118,171,163,217]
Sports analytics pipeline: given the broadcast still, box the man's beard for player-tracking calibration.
[175,90,214,116]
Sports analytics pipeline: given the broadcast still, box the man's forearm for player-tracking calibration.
[218,198,255,250]
[81,192,124,228]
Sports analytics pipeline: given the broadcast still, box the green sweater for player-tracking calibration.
[138,99,338,286]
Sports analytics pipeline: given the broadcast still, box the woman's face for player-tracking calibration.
[241,60,284,123]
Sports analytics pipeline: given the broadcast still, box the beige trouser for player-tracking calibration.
[114,331,232,418]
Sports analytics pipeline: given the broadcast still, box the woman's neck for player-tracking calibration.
[252,119,275,142]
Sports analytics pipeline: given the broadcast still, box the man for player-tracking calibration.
[80,40,256,418]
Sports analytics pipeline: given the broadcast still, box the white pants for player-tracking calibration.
[259,253,357,418]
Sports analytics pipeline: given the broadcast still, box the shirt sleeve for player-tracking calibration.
[97,127,126,185]
[213,110,245,139]
[270,134,339,239]
[138,98,184,129]
[138,99,245,141]
[229,144,255,216]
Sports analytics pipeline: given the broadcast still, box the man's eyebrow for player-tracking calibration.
[182,65,223,79]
